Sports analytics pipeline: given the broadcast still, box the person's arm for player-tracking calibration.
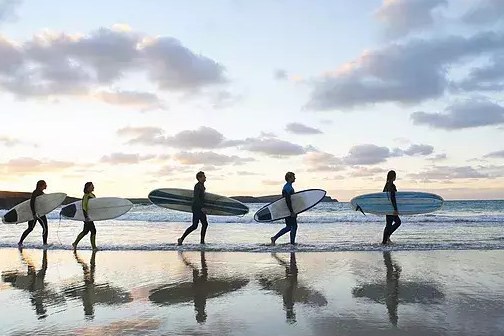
[30,191,40,218]
[193,184,204,211]
[390,185,398,214]
[82,194,90,220]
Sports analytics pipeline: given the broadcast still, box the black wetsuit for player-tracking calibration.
[180,182,208,243]
[382,181,401,244]
[19,189,48,245]
[272,182,297,244]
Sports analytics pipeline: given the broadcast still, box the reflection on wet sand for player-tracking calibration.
[149,251,249,324]
[1,248,65,319]
[63,251,132,319]
[352,251,444,326]
[257,253,327,323]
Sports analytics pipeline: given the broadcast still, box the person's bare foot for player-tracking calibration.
[72,243,77,250]
[177,238,183,246]
[270,237,276,246]
[200,241,205,245]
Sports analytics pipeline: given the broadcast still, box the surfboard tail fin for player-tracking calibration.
[355,204,366,216]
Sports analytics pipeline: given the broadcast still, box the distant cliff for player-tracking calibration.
[1,191,337,209]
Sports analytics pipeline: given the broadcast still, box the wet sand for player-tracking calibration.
[0,248,503,335]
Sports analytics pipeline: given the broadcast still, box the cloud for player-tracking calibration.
[100,153,156,164]
[304,151,344,172]
[0,0,21,24]
[407,165,490,182]
[0,157,74,174]
[375,0,447,38]
[484,150,504,158]
[240,137,307,156]
[306,31,504,110]
[351,166,388,177]
[344,144,391,165]
[173,151,253,166]
[428,153,448,161]
[0,135,21,146]
[342,143,434,165]
[456,55,504,91]
[274,69,288,80]
[94,90,165,111]
[285,122,323,135]
[118,126,241,149]
[211,90,241,109]
[462,0,504,26]
[411,100,504,129]
[393,144,434,156]
[0,27,226,99]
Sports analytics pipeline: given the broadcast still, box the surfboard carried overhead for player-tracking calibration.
[148,188,249,216]
[2,193,67,224]
[60,197,133,221]
[254,189,327,222]
[350,191,444,216]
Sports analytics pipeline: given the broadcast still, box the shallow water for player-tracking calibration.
[0,249,503,335]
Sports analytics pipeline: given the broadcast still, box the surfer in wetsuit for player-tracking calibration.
[72,182,98,251]
[178,171,209,245]
[382,170,401,245]
[18,180,49,247]
[270,172,297,246]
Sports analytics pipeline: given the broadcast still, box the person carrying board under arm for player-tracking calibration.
[382,170,401,245]
[18,180,49,247]
[72,182,98,251]
[270,172,297,246]
[178,171,209,246]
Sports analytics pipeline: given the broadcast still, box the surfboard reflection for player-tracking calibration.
[352,251,445,326]
[149,251,249,324]
[257,253,328,324]
[63,251,133,319]
[1,249,65,319]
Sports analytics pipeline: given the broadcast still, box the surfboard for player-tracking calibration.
[148,188,249,216]
[254,189,327,222]
[350,192,444,216]
[2,192,67,224]
[60,197,133,221]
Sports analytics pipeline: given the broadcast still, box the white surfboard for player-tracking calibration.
[350,192,444,216]
[59,197,133,221]
[2,193,67,224]
[254,189,327,222]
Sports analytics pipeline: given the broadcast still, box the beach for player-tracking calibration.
[1,249,503,335]
[1,201,503,335]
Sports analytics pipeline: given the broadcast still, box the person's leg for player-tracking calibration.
[178,213,199,245]
[18,220,36,245]
[288,217,298,245]
[39,216,48,245]
[382,215,393,244]
[73,222,90,249]
[389,216,401,236]
[271,219,292,245]
[89,221,97,250]
[200,213,208,244]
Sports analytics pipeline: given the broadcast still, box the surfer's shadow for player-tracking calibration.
[255,252,328,323]
[352,251,445,327]
[148,251,249,324]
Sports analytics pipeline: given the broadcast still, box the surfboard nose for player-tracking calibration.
[254,208,272,221]
[60,203,77,218]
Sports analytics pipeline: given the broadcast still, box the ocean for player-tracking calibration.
[1,200,503,251]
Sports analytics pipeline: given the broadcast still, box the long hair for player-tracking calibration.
[83,182,93,193]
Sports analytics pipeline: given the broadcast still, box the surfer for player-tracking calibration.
[178,171,209,245]
[72,182,98,251]
[270,172,297,246]
[18,180,49,247]
[382,170,401,245]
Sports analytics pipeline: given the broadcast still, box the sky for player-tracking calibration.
[0,0,503,201]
